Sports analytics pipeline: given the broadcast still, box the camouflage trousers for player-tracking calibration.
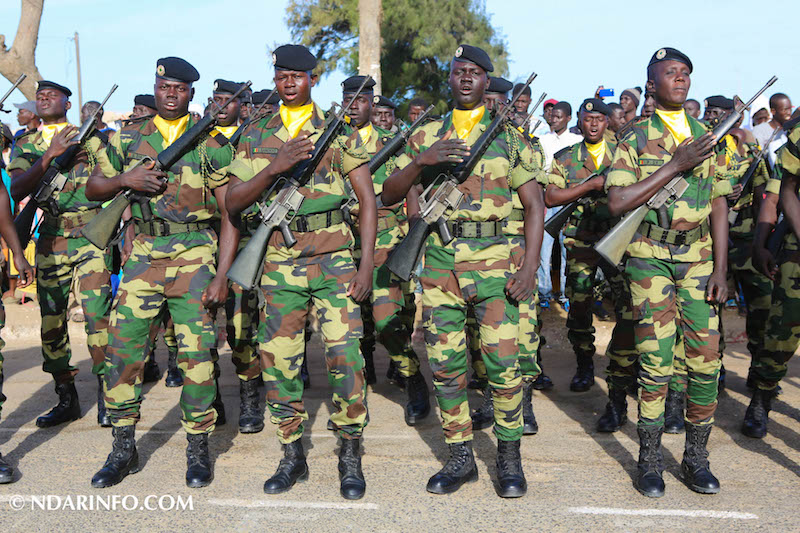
[626,257,721,427]
[104,257,218,434]
[421,267,522,443]
[37,235,113,383]
[146,313,178,360]
[730,236,773,359]
[259,251,367,444]
[752,250,800,390]
[224,280,261,381]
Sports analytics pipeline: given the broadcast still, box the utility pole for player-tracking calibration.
[358,0,382,94]
[74,32,83,109]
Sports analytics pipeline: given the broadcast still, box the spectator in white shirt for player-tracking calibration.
[752,93,792,166]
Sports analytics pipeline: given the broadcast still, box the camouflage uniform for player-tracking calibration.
[9,131,113,384]
[606,113,730,427]
[227,103,369,444]
[394,111,539,443]
[549,140,638,391]
[94,115,233,434]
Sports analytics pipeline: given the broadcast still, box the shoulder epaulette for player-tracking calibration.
[553,145,573,160]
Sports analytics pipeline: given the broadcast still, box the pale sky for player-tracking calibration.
[0,0,796,126]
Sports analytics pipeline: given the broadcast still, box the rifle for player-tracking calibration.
[0,74,26,113]
[543,173,603,238]
[228,88,278,146]
[728,126,782,224]
[594,76,778,268]
[226,77,372,290]
[81,81,252,249]
[514,92,546,135]
[14,84,118,247]
[385,71,538,282]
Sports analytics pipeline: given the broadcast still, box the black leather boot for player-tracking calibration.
[570,354,595,392]
[742,388,775,438]
[597,387,627,433]
[717,365,726,393]
[36,382,81,428]
[426,441,478,494]
[386,360,406,389]
[142,356,161,383]
[664,388,685,434]
[404,372,431,426]
[471,385,494,430]
[681,424,720,494]
[186,433,213,488]
[238,378,264,434]
[635,425,665,498]
[338,438,366,500]
[522,380,538,435]
[496,439,527,498]
[164,348,183,388]
[0,452,14,484]
[264,440,308,494]
[91,426,140,488]
[96,375,111,428]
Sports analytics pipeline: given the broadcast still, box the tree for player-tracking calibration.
[286,0,508,115]
[0,0,44,100]
[358,0,382,94]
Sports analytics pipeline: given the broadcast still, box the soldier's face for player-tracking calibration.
[642,93,656,118]
[35,89,70,121]
[580,111,607,143]
[372,107,394,130]
[154,78,194,119]
[449,60,489,109]
[652,60,691,109]
[608,108,626,132]
[704,106,728,123]
[483,93,506,113]
[343,93,372,128]
[408,105,426,122]
[213,94,241,126]
[514,93,531,114]
[275,70,316,108]
[131,105,156,119]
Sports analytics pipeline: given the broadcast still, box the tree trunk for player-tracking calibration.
[0,0,45,100]
[358,0,382,94]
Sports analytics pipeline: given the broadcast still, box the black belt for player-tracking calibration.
[638,220,710,246]
[446,220,503,238]
[288,209,344,232]
[135,220,212,237]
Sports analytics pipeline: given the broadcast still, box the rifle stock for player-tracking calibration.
[594,204,648,267]
[385,217,431,282]
[767,217,788,257]
[543,175,596,238]
[226,221,272,290]
[81,191,133,249]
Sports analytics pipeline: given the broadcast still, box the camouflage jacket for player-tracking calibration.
[548,139,617,243]
[94,115,233,265]
[507,135,548,237]
[8,128,107,238]
[394,108,540,271]
[770,117,800,251]
[227,102,369,265]
[727,137,769,238]
[606,112,731,262]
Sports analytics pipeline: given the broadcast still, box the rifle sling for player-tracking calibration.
[637,219,709,246]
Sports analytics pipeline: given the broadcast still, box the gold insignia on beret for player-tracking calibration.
[156,64,165,76]
[272,52,277,65]
[704,99,708,107]
[373,95,380,105]
[35,81,40,90]
[214,82,219,91]
[586,102,593,111]
[455,46,463,58]
[656,48,666,60]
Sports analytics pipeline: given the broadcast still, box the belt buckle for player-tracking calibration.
[475,222,482,239]
[296,216,308,232]
[156,220,169,236]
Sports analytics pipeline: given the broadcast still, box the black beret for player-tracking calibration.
[213,79,246,95]
[134,94,157,109]
[252,89,280,106]
[272,44,317,71]
[512,83,531,97]
[36,80,72,97]
[704,95,734,110]
[579,98,611,116]
[156,57,200,83]
[487,77,513,95]
[648,47,693,73]
[453,44,493,73]
[372,95,396,109]
[341,75,376,94]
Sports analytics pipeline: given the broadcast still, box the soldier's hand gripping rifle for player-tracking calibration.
[0,74,26,114]
[543,172,605,238]
[226,76,373,291]
[728,125,782,225]
[81,81,252,249]
[384,71,538,282]
[14,84,118,248]
[594,76,777,268]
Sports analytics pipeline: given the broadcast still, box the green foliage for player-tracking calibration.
[285,0,508,117]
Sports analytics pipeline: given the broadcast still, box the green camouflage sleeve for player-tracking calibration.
[7,136,40,172]
[507,128,540,190]
[711,148,733,199]
[605,133,639,190]
[530,137,548,187]
[227,128,260,183]
[93,130,127,177]
[334,132,369,176]
[203,139,233,189]
[547,156,567,189]
[393,126,431,185]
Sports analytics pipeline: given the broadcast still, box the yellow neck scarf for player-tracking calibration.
[280,103,314,139]
[655,108,691,145]
[153,114,190,147]
[40,122,70,147]
[358,123,373,146]
[213,125,239,139]
[452,106,485,140]
[585,140,607,169]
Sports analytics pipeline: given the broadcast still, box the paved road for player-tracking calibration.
[0,302,797,532]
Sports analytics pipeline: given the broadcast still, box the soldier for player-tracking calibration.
[606,47,730,498]
[483,76,512,112]
[251,89,280,117]
[131,94,157,119]
[407,98,430,123]
[86,57,237,488]
[370,95,396,131]
[225,44,377,500]
[340,76,430,424]
[382,44,544,498]
[9,81,115,428]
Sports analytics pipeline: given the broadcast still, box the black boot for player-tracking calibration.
[36,382,81,428]
[91,426,140,488]
[386,360,406,389]
[238,378,264,434]
[186,433,213,488]
[363,350,376,386]
[597,387,627,433]
[532,373,553,390]
[717,365,726,393]
[264,440,308,494]
[664,388,685,434]
[635,425,665,498]
[496,439,527,498]
[742,388,775,439]
[338,438,366,500]
[164,348,183,388]
[570,354,595,392]
[471,385,494,430]
[426,442,478,494]
[212,380,226,426]
[0,452,14,484]
[96,375,111,428]
[142,356,161,383]
[681,424,720,494]
[522,380,538,435]
[405,372,431,426]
